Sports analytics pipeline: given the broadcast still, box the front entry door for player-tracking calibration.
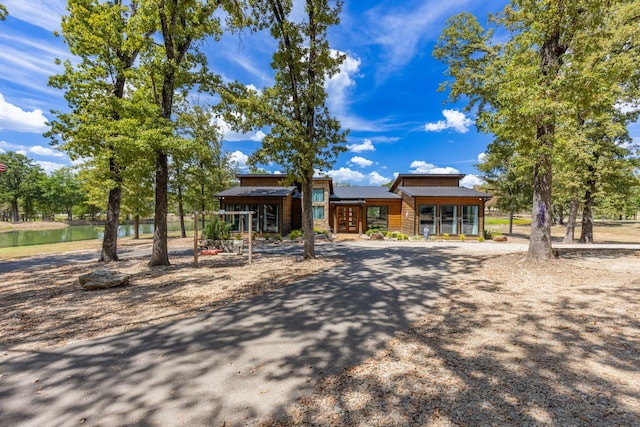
[337,206,360,233]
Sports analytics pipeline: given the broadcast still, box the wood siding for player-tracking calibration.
[363,199,402,231]
[399,175,460,187]
[239,176,286,187]
[400,193,415,236]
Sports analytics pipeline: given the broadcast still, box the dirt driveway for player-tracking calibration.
[0,239,639,426]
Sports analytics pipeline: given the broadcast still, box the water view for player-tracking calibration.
[0,222,193,248]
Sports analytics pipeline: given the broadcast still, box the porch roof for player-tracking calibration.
[216,186,298,198]
[398,186,491,198]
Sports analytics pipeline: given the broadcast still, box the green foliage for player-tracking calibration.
[203,216,230,241]
[459,234,466,241]
[288,229,304,240]
[273,234,283,241]
[433,1,640,259]
[366,228,386,236]
[0,3,7,21]
[477,236,485,243]
[443,233,450,240]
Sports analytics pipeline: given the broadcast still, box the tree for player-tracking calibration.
[478,139,532,234]
[41,167,85,221]
[142,0,240,266]
[0,152,41,221]
[434,0,638,260]
[240,0,348,259]
[49,0,150,262]
[0,3,8,20]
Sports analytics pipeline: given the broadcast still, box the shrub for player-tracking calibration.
[288,229,304,240]
[443,233,450,240]
[366,228,385,236]
[234,233,242,240]
[484,230,498,240]
[314,228,328,235]
[477,236,485,242]
[459,234,466,241]
[264,233,271,240]
[203,216,230,241]
[385,231,393,238]
[273,234,282,241]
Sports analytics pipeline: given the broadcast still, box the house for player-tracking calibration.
[215,174,491,237]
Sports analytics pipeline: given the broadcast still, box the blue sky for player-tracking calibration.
[2,1,514,187]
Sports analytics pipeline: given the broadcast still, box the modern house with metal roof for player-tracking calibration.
[216,174,491,237]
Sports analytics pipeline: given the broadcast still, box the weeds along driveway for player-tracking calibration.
[0,241,522,426]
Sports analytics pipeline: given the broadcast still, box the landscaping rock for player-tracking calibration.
[79,270,131,291]
[493,235,508,242]
[370,232,385,241]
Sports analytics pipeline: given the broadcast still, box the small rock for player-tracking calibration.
[79,270,131,291]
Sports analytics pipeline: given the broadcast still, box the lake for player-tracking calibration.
[0,222,193,248]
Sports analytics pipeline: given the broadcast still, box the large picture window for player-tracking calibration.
[312,188,325,202]
[440,205,458,235]
[419,205,436,235]
[367,205,388,230]
[461,205,479,235]
[263,204,279,233]
[225,203,278,233]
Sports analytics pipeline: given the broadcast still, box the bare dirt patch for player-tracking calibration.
[0,247,336,359]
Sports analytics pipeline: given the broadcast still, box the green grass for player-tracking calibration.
[485,217,531,225]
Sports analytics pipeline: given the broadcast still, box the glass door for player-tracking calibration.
[337,206,360,233]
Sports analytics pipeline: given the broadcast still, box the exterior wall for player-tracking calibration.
[398,175,460,187]
[311,179,332,231]
[239,176,286,187]
[282,194,294,235]
[363,199,402,231]
[400,193,416,236]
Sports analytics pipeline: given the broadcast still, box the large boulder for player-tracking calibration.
[79,270,131,291]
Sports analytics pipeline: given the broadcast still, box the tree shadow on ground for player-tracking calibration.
[266,252,640,426]
[0,243,480,425]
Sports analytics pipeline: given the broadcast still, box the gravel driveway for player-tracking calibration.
[1,240,638,426]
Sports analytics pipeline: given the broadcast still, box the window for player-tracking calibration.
[313,206,325,220]
[461,205,479,235]
[263,204,279,233]
[419,205,436,235]
[367,205,388,230]
[440,205,458,235]
[312,188,325,202]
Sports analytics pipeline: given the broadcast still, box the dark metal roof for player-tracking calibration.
[331,186,399,200]
[398,186,491,198]
[216,186,298,198]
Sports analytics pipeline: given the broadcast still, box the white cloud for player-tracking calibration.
[347,138,375,153]
[30,145,65,158]
[229,150,249,171]
[326,167,366,183]
[0,93,48,133]
[368,171,389,185]
[424,109,473,134]
[349,156,373,168]
[460,174,484,188]
[409,161,460,175]
[215,116,265,142]
[37,160,66,173]
[3,0,67,32]
[477,152,487,163]
[366,0,472,76]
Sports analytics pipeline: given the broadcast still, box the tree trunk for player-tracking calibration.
[579,180,596,243]
[508,209,514,234]
[301,179,315,259]
[149,149,170,266]
[178,185,186,238]
[100,186,121,262]
[527,136,554,260]
[11,199,19,222]
[134,214,140,239]
[563,196,578,243]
